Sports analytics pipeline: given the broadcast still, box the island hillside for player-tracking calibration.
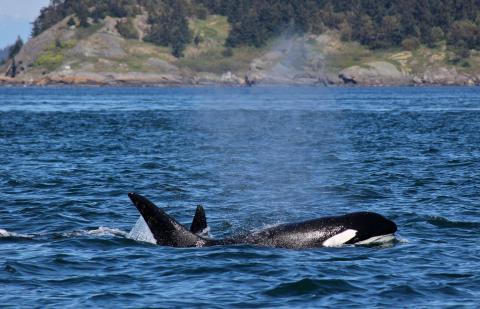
[2,0,480,86]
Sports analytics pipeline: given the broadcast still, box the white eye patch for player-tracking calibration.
[322,229,357,247]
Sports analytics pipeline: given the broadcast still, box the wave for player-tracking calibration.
[264,278,361,297]
[2,226,139,245]
[0,228,32,239]
[426,216,480,229]
[62,227,129,238]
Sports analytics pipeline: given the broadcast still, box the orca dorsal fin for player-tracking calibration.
[128,193,205,247]
[190,205,207,234]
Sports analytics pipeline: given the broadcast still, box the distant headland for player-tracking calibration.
[2,0,480,86]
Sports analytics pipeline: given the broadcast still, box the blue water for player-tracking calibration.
[1,86,479,307]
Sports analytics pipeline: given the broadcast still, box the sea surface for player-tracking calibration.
[0,86,479,308]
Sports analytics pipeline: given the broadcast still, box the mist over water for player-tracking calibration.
[249,33,327,83]
[0,86,479,307]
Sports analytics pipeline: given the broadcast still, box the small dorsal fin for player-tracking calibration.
[190,205,207,234]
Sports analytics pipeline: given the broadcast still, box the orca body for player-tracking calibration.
[128,193,397,249]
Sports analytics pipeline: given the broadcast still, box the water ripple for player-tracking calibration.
[1,87,480,307]
[264,278,363,297]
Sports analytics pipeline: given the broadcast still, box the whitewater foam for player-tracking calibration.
[0,228,31,238]
[63,227,128,238]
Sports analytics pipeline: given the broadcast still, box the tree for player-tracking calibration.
[458,39,471,58]
[171,41,184,58]
[116,19,139,39]
[401,37,420,50]
[339,21,352,41]
[6,58,17,78]
[144,0,192,57]
[67,17,76,27]
[381,15,402,46]
[8,36,23,59]
[222,47,233,57]
[447,20,479,49]
[428,26,444,47]
[352,15,376,47]
[74,3,90,28]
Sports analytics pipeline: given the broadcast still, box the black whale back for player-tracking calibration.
[128,193,397,248]
[235,212,397,248]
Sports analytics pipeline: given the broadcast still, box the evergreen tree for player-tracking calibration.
[428,26,444,47]
[8,37,23,59]
[144,0,192,57]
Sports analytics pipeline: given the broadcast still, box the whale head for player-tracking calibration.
[343,212,397,244]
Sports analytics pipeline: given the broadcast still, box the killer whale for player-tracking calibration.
[128,192,397,248]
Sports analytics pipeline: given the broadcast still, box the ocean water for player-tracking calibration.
[0,86,479,307]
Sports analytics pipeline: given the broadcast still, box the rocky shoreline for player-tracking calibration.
[338,62,480,86]
[2,69,479,87]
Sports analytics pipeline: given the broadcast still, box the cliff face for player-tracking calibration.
[3,14,480,86]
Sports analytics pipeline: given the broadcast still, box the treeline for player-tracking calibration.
[199,0,480,53]
[32,0,480,58]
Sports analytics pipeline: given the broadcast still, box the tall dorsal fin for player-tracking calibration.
[128,192,205,247]
[190,205,207,234]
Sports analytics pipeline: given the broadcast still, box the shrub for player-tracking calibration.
[194,35,202,46]
[195,7,208,20]
[461,60,471,67]
[35,53,64,71]
[430,27,444,44]
[116,19,139,39]
[401,37,420,51]
[32,39,76,71]
[222,47,233,57]
[457,44,471,59]
[67,17,76,27]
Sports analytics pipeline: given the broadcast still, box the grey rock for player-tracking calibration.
[339,61,407,85]
[422,67,457,85]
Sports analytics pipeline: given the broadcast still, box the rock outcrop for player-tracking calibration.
[12,16,76,76]
[414,67,476,85]
[338,61,409,85]
[31,72,187,86]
